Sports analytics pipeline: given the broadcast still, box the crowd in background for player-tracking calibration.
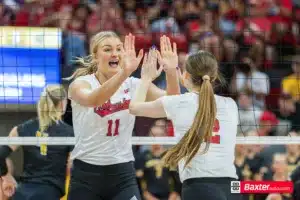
[1,0,300,199]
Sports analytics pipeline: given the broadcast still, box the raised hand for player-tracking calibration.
[120,33,144,76]
[141,47,163,82]
[157,35,178,71]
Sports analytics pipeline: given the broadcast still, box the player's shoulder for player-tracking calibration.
[19,118,39,128]
[71,74,96,88]
[161,92,196,105]
[69,74,97,98]
[58,120,73,129]
[215,95,238,110]
[17,118,39,135]
[74,74,95,82]
[283,74,296,82]
[55,121,74,136]
[215,95,238,123]
[164,92,195,101]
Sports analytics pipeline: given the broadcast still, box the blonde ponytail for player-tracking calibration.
[162,51,219,168]
[37,85,67,132]
[65,55,98,80]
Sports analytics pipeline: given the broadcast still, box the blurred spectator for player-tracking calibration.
[186,9,222,60]
[50,4,88,78]
[0,1,14,25]
[290,165,300,200]
[257,111,279,136]
[271,153,289,181]
[285,144,300,175]
[87,0,126,37]
[237,93,263,134]
[282,56,300,102]
[266,193,284,200]
[235,145,253,181]
[270,154,293,200]
[231,56,270,109]
[148,119,167,137]
[135,119,181,200]
[150,9,180,34]
[280,56,300,133]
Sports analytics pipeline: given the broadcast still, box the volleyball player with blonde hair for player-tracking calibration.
[0,84,74,200]
[67,32,179,200]
[129,50,242,200]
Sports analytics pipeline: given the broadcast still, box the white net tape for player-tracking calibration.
[0,136,300,145]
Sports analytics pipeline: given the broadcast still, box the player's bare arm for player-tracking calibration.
[129,48,167,118]
[159,35,180,96]
[69,70,129,107]
[0,127,19,197]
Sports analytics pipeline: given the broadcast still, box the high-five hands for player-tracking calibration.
[141,47,163,82]
[121,33,144,76]
[140,35,179,82]
[121,33,178,82]
[157,35,178,72]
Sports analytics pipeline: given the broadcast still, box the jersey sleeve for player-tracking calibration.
[69,75,93,101]
[160,95,182,122]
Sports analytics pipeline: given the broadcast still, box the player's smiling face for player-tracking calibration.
[96,37,123,77]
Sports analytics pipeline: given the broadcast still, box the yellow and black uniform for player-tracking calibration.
[135,150,181,200]
[2,118,74,200]
[60,170,71,200]
[282,74,300,102]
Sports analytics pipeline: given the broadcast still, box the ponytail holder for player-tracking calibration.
[202,75,210,81]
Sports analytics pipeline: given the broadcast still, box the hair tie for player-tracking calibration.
[202,75,210,81]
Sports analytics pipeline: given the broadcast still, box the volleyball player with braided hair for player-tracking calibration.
[0,84,73,200]
[129,50,242,200]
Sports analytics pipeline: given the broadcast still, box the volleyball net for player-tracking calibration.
[0,136,300,145]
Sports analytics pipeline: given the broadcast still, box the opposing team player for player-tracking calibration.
[129,50,242,200]
[0,84,74,200]
[67,31,180,200]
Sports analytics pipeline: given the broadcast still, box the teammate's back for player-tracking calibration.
[161,92,239,182]
[129,50,242,200]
